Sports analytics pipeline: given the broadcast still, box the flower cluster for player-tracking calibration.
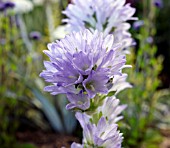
[63,0,137,49]
[71,112,123,148]
[40,29,126,110]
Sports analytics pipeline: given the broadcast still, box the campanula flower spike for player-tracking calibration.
[40,29,126,111]
[71,112,123,148]
[40,0,137,147]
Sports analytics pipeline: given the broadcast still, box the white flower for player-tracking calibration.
[63,0,137,49]
[52,25,69,39]
[10,0,33,14]
[98,96,127,123]
[110,73,132,95]
[32,0,44,6]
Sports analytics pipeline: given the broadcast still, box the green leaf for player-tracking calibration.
[30,88,64,133]
[14,143,37,148]
[107,91,116,97]
[57,94,77,134]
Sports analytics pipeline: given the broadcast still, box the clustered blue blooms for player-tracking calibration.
[40,0,137,147]
[40,30,126,110]
[63,0,137,49]
[71,112,123,148]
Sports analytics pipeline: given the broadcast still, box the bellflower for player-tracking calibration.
[0,1,15,12]
[29,31,41,40]
[146,36,153,44]
[71,143,83,148]
[133,20,144,30]
[63,0,137,48]
[153,0,163,8]
[4,1,15,9]
[40,29,126,110]
[66,91,90,110]
[71,112,123,148]
[98,96,127,123]
[109,73,132,95]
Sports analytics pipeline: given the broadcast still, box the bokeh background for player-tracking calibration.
[0,0,170,148]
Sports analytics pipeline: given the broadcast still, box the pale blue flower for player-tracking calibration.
[154,0,163,8]
[29,31,41,40]
[66,91,90,110]
[40,29,126,110]
[146,36,153,44]
[0,1,15,11]
[74,112,123,148]
[71,142,83,148]
[133,20,144,30]
[83,70,109,98]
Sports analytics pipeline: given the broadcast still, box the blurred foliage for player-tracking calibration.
[119,0,170,148]
[0,0,76,147]
[155,0,170,88]
[0,12,27,147]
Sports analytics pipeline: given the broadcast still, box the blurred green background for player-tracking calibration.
[0,0,170,148]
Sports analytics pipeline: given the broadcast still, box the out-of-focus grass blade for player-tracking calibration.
[57,94,77,134]
[30,88,64,133]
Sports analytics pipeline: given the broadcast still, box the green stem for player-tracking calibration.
[17,14,33,52]
[45,3,55,42]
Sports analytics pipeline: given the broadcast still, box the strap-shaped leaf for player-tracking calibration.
[31,88,64,133]
[57,94,77,134]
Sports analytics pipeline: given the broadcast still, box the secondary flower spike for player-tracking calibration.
[40,29,126,110]
[63,0,137,48]
[71,112,123,148]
